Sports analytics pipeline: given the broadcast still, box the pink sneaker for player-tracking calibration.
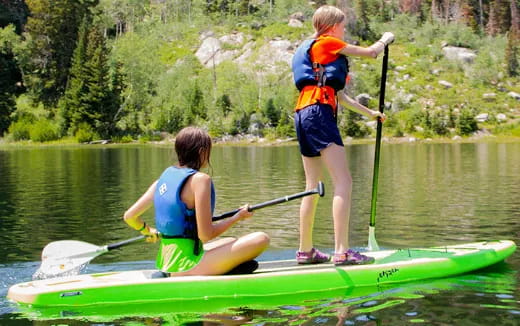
[334,249,375,265]
[296,248,331,264]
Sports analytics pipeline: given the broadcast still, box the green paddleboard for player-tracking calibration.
[7,240,516,316]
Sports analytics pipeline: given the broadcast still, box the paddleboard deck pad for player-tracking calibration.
[7,240,516,309]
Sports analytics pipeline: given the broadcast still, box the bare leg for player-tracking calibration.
[320,144,352,254]
[203,237,235,251]
[176,232,270,276]
[299,155,323,252]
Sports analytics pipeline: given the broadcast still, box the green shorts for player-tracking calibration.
[156,238,204,273]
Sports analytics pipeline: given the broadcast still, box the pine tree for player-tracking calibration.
[59,20,117,138]
[84,26,113,137]
[216,94,231,117]
[263,98,280,127]
[399,0,422,14]
[108,61,125,132]
[0,22,24,135]
[506,31,519,76]
[431,0,440,21]
[486,1,500,35]
[505,0,520,76]
[510,0,520,36]
[183,82,206,126]
[22,0,98,106]
[355,0,375,40]
[58,19,89,135]
[486,0,512,35]
[458,0,478,29]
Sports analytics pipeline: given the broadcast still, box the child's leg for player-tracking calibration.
[320,143,352,254]
[203,237,235,250]
[180,232,269,276]
[299,155,323,252]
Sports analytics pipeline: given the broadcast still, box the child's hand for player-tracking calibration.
[371,110,386,123]
[236,205,254,221]
[142,226,159,243]
[380,32,395,45]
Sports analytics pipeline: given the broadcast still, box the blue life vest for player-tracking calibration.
[154,166,215,239]
[292,39,349,92]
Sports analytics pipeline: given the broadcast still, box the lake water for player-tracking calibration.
[0,142,518,325]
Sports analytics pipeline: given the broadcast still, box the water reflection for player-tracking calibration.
[1,143,519,259]
[0,142,519,325]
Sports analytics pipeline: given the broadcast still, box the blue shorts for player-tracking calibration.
[294,104,344,157]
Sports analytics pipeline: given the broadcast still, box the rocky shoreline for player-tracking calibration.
[2,131,520,147]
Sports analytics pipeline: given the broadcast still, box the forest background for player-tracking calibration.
[0,0,519,144]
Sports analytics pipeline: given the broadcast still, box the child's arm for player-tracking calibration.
[192,173,252,243]
[339,32,394,58]
[123,180,159,242]
[337,91,386,122]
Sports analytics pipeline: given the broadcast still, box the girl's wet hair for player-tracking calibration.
[312,5,346,37]
[175,127,212,170]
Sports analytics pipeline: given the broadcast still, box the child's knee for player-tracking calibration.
[252,231,270,247]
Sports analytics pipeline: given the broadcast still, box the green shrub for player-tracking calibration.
[401,107,426,133]
[430,110,449,136]
[272,110,295,138]
[29,120,59,142]
[392,125,405,137]
[208,118,225,138]
[340,110,370,138]
[466,36,506,86]
[263,98,280,127]
[75,123,98,143]
[12,95,46,122]
[457,108,478,135]
[443,23,480,49]
[120,135,134,143]
[8,120,31,141]
[138,132,162,143]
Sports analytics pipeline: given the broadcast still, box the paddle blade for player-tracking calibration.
[317,181,325,197]
[368,226,380,251]
[33,240,107,280]
[33,259,90,280]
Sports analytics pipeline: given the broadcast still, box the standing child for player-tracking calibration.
[123,126,270,276]
[291,5,394,265]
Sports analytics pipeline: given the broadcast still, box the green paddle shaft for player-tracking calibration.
[369,45,389,228]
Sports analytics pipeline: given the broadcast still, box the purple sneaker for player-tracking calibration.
[296,248,331,264]
[334,249,375,265]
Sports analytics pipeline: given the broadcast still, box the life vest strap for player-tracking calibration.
[312,62,326,88]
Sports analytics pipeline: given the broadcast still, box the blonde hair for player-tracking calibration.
[312,5,346,37]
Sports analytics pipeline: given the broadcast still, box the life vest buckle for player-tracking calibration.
[313,62,326,87]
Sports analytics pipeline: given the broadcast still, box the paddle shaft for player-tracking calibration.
[107,235,146,251]
[212,181,325,221]
[369,45,389,228]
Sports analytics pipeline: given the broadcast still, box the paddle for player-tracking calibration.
[34,182,325,279]
[212,181,325,220]
[33,235,146,280]
[368,45,390,251]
